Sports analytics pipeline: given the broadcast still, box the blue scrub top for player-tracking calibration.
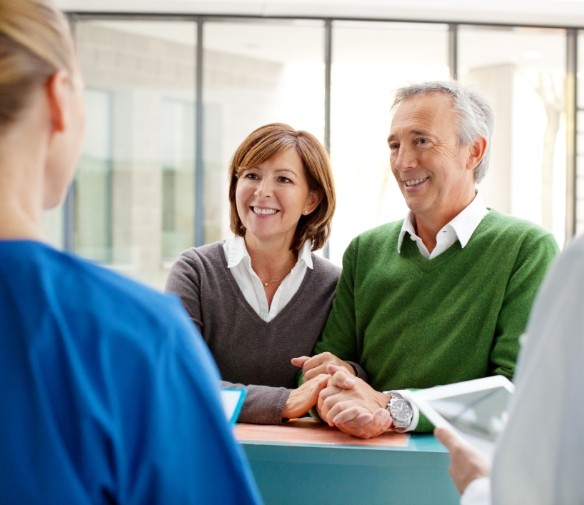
[0,240,263,505]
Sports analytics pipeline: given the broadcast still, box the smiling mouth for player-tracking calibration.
[252,206,278,215]
[404,177,429,187]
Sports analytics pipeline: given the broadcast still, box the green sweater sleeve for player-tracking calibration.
[489,232,560,379]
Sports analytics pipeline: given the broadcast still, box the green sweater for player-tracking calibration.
[315,210,559,431]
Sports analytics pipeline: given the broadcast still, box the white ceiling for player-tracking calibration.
[56,0,584,28]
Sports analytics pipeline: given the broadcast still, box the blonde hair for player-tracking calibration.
[0,0,75,130]
[228,123,336,254]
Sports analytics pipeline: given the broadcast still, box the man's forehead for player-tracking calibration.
[389,95,455,135]
[389,110,439,137]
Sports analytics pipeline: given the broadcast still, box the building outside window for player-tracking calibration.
[328,21,450,263]
[459,25,567,246]
[45,14,579,289]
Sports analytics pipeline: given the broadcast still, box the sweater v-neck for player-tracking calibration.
[399,233,463,271]
[218,243,315,326]
[397,211,496,271]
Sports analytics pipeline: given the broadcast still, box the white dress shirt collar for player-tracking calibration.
[226,235,313,269]
[397,192,488,259]
[224,235,313,322]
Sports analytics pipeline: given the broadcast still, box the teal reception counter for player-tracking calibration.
[235,419,459,505]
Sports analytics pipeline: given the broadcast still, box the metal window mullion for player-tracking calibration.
[449,23,458,80]
[565,28,578,244]
[194,18,205,246]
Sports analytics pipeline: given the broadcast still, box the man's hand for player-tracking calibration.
[434,426,491,494]
[291,352,355,382]
[282,374,329,420]
[317,365,392,439]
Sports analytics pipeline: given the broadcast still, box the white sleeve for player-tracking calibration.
[461,477,491,505]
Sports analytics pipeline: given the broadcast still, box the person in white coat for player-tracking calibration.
[436,233,584,504]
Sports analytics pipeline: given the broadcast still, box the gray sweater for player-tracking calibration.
[165,241,341,424]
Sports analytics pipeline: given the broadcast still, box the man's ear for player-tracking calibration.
[467,135,487,172]
[45,71,70,133]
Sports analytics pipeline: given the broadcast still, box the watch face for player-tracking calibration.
[390,398,413,424]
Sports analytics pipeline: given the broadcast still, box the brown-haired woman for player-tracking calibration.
[166,122,340,424]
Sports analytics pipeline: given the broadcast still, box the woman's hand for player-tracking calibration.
[282,374,329,420]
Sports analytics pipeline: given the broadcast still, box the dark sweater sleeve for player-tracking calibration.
[221,380,291,425]
[165,250,203,328]
[345,361,368,381]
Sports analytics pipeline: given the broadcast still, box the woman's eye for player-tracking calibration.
[277,176,292,184]
[243,172,259,180]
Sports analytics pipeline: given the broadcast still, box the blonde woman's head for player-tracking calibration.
[0,0,77,132]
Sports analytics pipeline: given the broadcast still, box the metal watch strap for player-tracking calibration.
[384,391,413,433]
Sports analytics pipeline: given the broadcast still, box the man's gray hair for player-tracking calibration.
[391,80,494,183]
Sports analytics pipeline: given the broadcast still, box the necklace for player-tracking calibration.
[259,268,293,287]
[253,256,296,288]
[261,276,285,287]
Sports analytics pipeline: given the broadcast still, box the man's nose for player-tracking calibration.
[392,145,416,171]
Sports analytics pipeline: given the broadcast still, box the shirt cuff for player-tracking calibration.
[461,477,491,505]
[398,389,419,432]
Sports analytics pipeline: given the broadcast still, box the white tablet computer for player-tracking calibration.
[220,388,247,425]
[410,375,514,459]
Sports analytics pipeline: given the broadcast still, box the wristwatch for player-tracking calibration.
[385,391,413,432]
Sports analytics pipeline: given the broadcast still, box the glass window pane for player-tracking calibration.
[329,21,450,264]
[161,98,195,261]
[459,26,567,246]
[74,20,197,288]
[75,88,112,262]
[202,19,326,244]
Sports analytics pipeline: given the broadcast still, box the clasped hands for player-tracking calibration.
[289,353,393,439]
[289,354,492,495]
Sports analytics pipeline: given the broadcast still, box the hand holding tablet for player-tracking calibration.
[410,375,514,459]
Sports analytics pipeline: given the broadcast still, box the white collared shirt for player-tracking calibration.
[223,235,313,322]
[397,192,489,259]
